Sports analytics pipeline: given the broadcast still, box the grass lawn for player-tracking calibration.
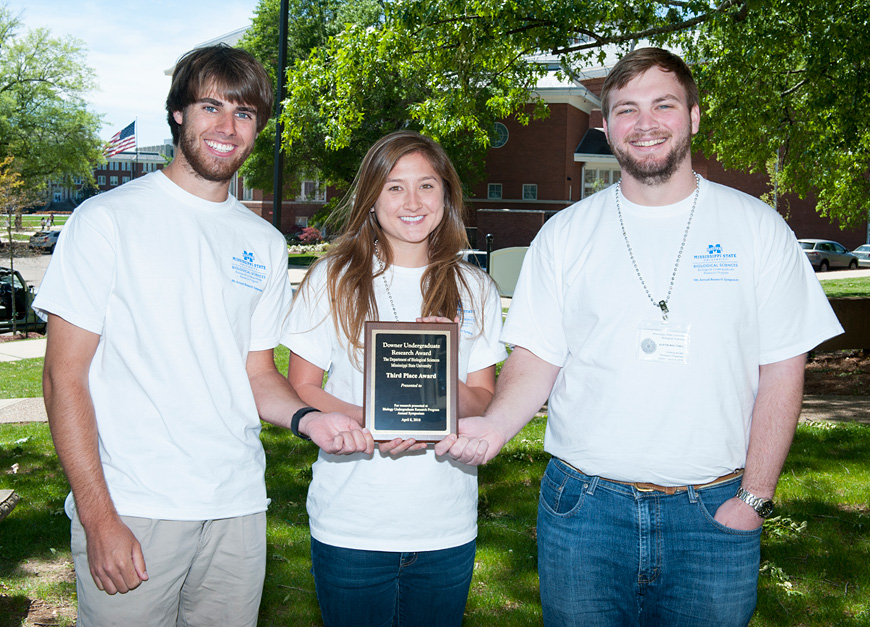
[0,358,43,399]
[1,418,868,625]
[287,253,321,267]
[819,276,870,298]
[1,347,868,624]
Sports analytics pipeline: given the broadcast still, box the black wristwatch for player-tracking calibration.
[736,487,774,518]
[290,407,320,441]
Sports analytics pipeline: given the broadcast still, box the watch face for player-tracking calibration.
[758,500,774,518]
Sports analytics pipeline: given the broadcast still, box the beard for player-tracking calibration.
[610,129,692,186]
[177,124,252,184]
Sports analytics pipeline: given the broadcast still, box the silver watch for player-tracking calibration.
[736,487,774,518]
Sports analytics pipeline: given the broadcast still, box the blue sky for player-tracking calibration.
[6,0,260,147]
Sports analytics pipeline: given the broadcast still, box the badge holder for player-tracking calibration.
[636,320,691,364]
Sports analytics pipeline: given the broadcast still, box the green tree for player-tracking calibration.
[681,0,870,228]
[279,0,870,226]
[237,0,383,198]
[0,5,103,201]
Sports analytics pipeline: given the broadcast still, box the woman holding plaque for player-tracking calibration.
[281,130,507,626]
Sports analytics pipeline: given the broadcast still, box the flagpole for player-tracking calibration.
[133,119,139,180]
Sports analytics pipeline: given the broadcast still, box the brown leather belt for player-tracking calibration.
[560,460,744,495]
[604,469,744,495]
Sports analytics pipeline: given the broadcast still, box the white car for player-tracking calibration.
[852,244,870,268]
[28,230,61,253]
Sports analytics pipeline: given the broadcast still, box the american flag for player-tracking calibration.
[103,121,136,158]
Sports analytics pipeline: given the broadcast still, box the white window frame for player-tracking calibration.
[522,184,538,200]
[487,183,503,200]
[297,178,327,203]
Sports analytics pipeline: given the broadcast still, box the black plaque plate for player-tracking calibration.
[363,321,458,442]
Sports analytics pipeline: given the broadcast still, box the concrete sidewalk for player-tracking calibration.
[0,338,46,362]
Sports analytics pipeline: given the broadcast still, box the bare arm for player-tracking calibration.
[247,349,373,455]
[414,316,496,416]
[288,351,363,425]
[286,350,421,455]
[714,353,807,529]
[42,314,148,594]
[435,346,560,465]
[460,365,496,417]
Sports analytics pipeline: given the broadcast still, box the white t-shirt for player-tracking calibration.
[282,260,507,552]
[502,177,843,485]
[34,171,291,520]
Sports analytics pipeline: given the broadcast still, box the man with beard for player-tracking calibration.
[35,45,372,626]
[436,47,842,625]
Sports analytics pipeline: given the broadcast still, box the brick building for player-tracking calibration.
[90,143,174,194]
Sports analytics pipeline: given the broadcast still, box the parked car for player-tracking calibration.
[28,230,60,253]
[852,244,870,268]
[798,239,858,271]
[0,267,46,333]
[458,249,488,271]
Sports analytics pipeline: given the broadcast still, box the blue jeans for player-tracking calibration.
[310,537,475,627]
[538,458,761,627]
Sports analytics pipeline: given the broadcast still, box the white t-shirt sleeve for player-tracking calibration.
[32,205,116,335]
[465,275,509,374]
[500,221,569,367]
[249,234,293,351]
[280,263,335,371]
[754,216,844,364]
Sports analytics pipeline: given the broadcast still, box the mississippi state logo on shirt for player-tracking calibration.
[691,243,739,282]
[231,249,268,293]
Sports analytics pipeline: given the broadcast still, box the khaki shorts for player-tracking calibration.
[71,506,266,627]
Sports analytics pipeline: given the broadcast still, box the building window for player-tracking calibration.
[242,179,254,201]
[492,122,509,148]
[583,167,621,198]
[297,179,326,202]
[295,216,308,227]
[98,175,106,185]
[109,176,118,186]
[122,176,130,184]
[487,183,502,200]
[522,184,538,200]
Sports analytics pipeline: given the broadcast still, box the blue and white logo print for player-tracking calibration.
[692,243,739,282]
[231,249,268,292]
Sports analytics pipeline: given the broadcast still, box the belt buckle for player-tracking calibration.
[633,483,656,492]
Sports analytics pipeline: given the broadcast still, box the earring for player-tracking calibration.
[370,207,375,213]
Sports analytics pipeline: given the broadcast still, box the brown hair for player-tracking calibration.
[601,47,699,122]
[165,44,273,145]
[297,131,483,356]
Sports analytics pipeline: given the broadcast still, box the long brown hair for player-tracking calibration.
[297,130,478,355]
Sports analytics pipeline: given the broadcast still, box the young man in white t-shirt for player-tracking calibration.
[36,45,372,626]
[436,48,842,625]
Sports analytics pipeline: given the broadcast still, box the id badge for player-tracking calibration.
[636,320,690,364]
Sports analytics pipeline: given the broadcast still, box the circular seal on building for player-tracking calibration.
[640,338,657,354]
